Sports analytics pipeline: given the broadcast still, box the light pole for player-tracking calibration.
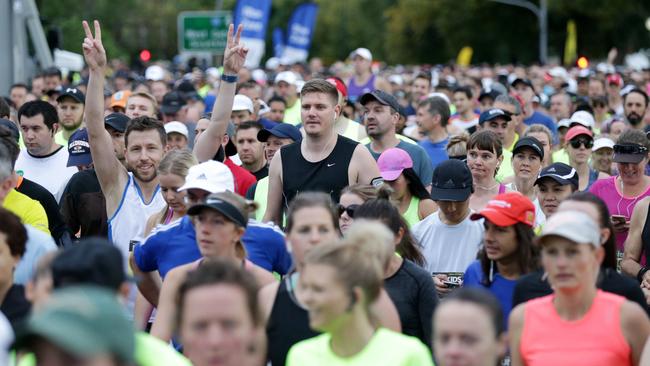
[490,0,548,64]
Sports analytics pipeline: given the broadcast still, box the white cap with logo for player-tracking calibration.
[232,94,255,113]
[178,160,235,193]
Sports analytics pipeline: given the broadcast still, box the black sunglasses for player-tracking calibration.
[338,204,359,218]
[569,138,593,149]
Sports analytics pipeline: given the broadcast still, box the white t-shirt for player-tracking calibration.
[411,211,484,275]
[15,146,77,202]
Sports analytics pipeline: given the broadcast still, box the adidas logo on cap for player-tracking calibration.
[197,173,207,180]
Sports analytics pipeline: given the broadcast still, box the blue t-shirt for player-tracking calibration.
[463,260,517,329]
[134,216,200,279]
[524,111,558,143]
[243,221,292,275]
[418,137,449,170]
[133,217,292,277]
[366,140,434,186]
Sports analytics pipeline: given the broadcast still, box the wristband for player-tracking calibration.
[221,74,238,83]
[637,267,649,283]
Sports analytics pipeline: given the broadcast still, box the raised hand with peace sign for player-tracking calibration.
[223,24,249,75]
[82,20,107,71]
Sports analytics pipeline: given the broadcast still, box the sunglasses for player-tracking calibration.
[613,144,648,155]
[569,138,593,149]
[338,204,359,218]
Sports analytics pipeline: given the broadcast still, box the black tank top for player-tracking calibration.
[281,135,357,208]
[266,277,319,366]
[641,204,650,266]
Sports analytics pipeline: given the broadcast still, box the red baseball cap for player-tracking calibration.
[326,77,348,98]
[564,125,593,143]
[470,192,535,227]
[606,74,622,87]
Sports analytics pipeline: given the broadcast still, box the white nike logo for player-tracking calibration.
[327,163,335,167]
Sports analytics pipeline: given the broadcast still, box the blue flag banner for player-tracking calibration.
[233,0,272,68]
[272,27,285,59]
[281,3,319,64]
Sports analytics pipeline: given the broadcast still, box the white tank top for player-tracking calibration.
[108,173,166,269]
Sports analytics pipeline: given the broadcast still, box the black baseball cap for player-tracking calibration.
[478,89,500,101]
[257,123,303,143]
[67,128,92,167]
[535,163,578,189]
[56,87,85,104]
[359,90,401,112]
[51,238,128,291]
[612,144,648,164]
[513,136,544,160]
[479,108,511,125]
[0,118,20,143]
[511,78,534,89]
[430,159,474,202]
[104,113,130,133]
[161,91,186,115]
[187,194,248,228]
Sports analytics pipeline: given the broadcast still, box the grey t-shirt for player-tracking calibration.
[366,140,434,186]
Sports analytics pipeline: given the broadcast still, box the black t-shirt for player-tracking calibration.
[1,284,31,331]
[281,135,357,207]
[384,259,438,346]
[252,165,269,181]
[59,169,108,238]
[17,177,70,246]
[512,268,649,315]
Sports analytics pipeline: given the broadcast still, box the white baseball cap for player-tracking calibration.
[350,47,372,62]
[388,75,404,86]
[274,71,299,86]
[179,160,235,193]
[538,210,601,248]
[557,118,572,129]
[569,111,595,129]
[164,121,188,138]
[145,65,165,81]
[232,94,254,113]
[592,137,615,152]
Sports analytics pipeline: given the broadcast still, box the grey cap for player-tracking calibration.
[538,210,600,248]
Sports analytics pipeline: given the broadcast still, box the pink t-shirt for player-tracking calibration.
[589,176,650,254]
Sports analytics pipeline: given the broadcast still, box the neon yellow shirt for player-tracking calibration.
[361,134,417,146]
[287,328,434,366]
[253,176,269,222]
[552,149,570,165]
[403,196,421,227]
[3,189,49,235]
[496,149,514,183]
[283,99,302,126]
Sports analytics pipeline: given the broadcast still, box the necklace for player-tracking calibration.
[475,182,499,191]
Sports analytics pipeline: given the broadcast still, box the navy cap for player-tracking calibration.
[113,69,131,80]
[359,90,401,112]
[176,80,201,101]
[56,87,85,104]
[0,118,20,143]
[479,108,512,125]
[430,159,474,202]
[67,128,92,167]
[511,78,534,90]
[478,88,501,101]
[104,113,130,133]
[161,91,186,115]
[257,123,303,143]
[513,136,544,160]
[535,162,578,189]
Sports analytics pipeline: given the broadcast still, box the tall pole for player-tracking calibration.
[490,0,548,64]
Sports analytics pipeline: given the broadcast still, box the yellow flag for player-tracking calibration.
[456,46,473,66]
[564,20,577,66]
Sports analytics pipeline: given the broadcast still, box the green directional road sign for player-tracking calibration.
[178,11,232,54]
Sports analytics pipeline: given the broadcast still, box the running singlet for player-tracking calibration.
[281,135,357,207]
[267,276,319,366]
[347,74,376,103]
[403,196,420,227]
[108,173,166,268]
[520,291,631,366]
[286,328,434,366]
[644,200,650,265]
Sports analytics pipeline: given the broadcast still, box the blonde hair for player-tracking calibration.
[304,235,384,307]
[340,184,378,203]
[156,150,197,223]
[447,132,469,158]
[343,220,394,271]
[128,91,159,112]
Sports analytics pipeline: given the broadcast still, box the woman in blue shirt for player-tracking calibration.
[463,192,538,327]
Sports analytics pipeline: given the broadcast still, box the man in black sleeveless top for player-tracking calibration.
[263,79,380,224]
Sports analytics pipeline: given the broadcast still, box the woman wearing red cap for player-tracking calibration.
[377,148,436,227]
[565,125,608,191]
[462,192,538,326]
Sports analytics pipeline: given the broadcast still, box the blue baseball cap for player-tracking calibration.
[479,108,511,125]
[257,123,303,143]
[67,128,92,167]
